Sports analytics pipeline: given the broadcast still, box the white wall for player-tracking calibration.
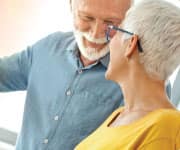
[0,0,73,56]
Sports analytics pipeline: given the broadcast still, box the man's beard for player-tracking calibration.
[74,30,109,61]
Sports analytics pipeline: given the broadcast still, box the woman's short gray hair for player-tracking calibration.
[122,0,180,81]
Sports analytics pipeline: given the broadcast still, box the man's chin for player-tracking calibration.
[82,47,109,61]
[73,30,109,61]
[85,42,107,51]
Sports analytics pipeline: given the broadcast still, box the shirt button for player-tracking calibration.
[78,69,83,74]
[66,90,72,96]
[54,115,59,121]
[43,139,48,144]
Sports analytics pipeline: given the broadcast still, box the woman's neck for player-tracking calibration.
[118,68,174,112]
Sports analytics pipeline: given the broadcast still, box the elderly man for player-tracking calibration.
[0,0,131,149]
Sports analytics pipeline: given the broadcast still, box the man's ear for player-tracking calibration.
[125,35,138,58]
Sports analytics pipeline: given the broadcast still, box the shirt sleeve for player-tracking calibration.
[139,139,175,150]
[0,31,67,92]
[0,46,33,91]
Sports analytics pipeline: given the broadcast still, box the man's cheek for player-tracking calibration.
[74,20,90,32]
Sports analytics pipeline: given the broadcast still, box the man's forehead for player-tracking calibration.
[72,0,131,12]
[72,0,131,7]
[72,0,131,18]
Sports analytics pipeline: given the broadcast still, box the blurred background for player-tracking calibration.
[0,0,179,149]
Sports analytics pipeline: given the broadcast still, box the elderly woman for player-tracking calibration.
[75,0,180,149]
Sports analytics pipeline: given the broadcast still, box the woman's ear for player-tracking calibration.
[125,35,138,58]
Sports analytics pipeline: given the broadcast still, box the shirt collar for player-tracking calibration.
[99,53,110,68]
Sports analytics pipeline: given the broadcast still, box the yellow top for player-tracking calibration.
[75,107,180,150]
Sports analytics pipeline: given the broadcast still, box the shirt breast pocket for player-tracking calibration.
[67,90,118,136]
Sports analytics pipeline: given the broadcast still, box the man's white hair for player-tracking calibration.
[122,0,180,81]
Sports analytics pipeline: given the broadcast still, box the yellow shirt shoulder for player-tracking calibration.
[75,107,180,150]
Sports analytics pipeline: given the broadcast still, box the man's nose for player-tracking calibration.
[90,20,107,39]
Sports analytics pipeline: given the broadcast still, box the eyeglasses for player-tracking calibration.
[106,25,143,52]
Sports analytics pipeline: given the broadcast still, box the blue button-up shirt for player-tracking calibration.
[0,32,124,150]
[171,68,180,108]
